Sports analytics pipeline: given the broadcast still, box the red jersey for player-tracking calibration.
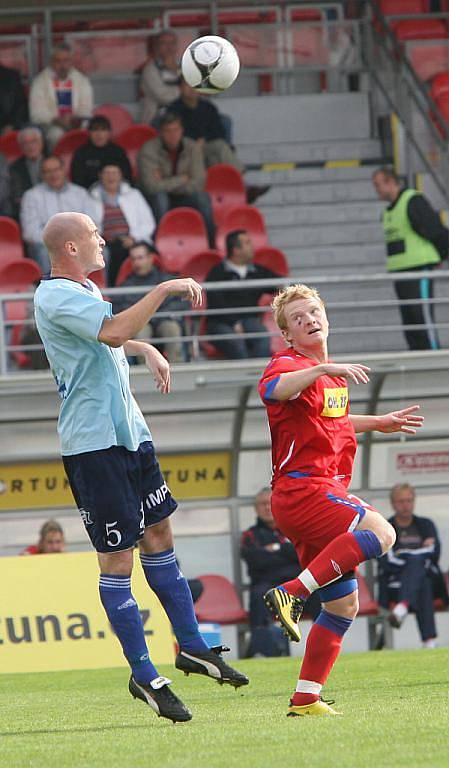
[258,348,357,486]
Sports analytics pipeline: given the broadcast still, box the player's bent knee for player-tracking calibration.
[323,590,359,619]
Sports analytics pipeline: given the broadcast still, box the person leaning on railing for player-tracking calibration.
[372,166,448,351]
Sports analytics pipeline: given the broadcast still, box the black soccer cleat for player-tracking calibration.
[129,675,192,723]
[175,645,249,689]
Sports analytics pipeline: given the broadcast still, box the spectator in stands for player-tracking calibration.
[140,30,181,124]
[372,167,448,351]
[0,152,11,216]
[138,112,214,245]
[9,126,45,220]
[90,163,156,285]
[71,115,133,190]
[166,78,242,170]
[20,155,98,273]
[0,62,28,134]
[377,483,448,648]
[241,488,320,657]
[205,229,277,359]
[29,43,93,149]
[112,241,186,363]
[21,519,66,555]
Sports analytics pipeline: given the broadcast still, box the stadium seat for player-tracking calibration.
[0,130,21,163]
[194,575,249,625]
[89,269,106,289]
[156,208,209,274]
[393,19,447,41]
[0,217,25,263]
[115,252,162,286]
[356,574,380,616]
[259,294,286,354]
[431,71,449,101]
[215,205,269,254]
[54,129,89,174]
[434,94,449,128]
[4,298,31,369]
[379,0,429,14]
[93,104,134,138]
[205,164,246,226]
[0,259,42,291]
[180,249,223,282]
[116,124,158,178]
[253,246,289,276]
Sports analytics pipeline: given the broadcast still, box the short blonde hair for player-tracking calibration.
[272,284,324,331]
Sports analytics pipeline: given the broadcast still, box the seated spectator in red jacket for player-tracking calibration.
[71,115,132,190]
[21,519,66,555]
[113,241,186,363]
[9,126,45,219]
[241,488,320,657]
[90,163,156,285]
[205,229,278,359]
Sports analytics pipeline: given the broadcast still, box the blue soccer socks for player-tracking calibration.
[99,573,159,685]
[140,549,209,653]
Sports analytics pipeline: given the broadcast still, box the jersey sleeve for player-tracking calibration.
[258,354,302,404]
[44,284,112,342]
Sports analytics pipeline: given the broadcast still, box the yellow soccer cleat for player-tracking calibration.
[263,587,303,643]
[287,699,342,717]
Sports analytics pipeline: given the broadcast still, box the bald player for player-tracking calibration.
[34,213,248,724]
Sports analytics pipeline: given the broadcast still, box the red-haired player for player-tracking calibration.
[259,283,424,716]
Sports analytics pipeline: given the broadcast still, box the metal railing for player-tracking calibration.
[1,269,449,376]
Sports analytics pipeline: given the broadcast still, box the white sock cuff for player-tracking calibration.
[296,679,322,695]
[298,568,319,593]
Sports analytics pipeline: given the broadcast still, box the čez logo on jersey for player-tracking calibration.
[145,482,170,509]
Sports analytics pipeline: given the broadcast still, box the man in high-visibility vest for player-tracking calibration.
[372,167,448,350]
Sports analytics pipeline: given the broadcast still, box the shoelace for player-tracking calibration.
[290,597,304,623]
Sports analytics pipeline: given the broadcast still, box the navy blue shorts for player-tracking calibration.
[63,441,177,553]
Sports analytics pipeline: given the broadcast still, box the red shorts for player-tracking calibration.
[271,475,375,569]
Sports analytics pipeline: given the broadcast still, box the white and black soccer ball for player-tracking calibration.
[181,35,240,95]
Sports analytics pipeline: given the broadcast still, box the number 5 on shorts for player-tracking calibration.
[106,521,122,547]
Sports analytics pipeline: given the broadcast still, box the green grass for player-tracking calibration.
[1,650,449,768]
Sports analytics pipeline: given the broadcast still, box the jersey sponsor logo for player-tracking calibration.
[145,482,169,509]
[321,387,348,418]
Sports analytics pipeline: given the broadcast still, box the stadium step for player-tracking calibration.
[251,180,378,205]
[285,242,385,272]
[270,222,384,248]
[260,201,384,226]
[245,166,380,186]
[237,138,383,165]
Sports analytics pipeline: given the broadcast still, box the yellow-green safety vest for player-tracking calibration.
[382,189,441,272]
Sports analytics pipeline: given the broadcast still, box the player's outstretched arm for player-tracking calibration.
[272,362,370,401]
[350,405,424,435]
[123,340,170,394]
[98,278,202,348]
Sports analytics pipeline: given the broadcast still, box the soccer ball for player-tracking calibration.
[181,35,240,95]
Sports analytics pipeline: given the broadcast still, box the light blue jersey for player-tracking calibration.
[34,277,152,456]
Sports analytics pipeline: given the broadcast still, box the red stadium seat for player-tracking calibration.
[54,129,89,174]
[115,257,133,286]
[93,104,134,138]
[4,299,31,369]
[116,124,158,178]
[408,41,449,81]
[357,574,380,616]
[156,208,209,274]
[215,205,268,254]
[89,269,106,289]
[0,217,25,264]
[253,246,289,276]
[180,249,223,282]
[431,71,449,100]
[379,0,429,14]
[205,164,246,226]
[393,19,447,41]
[0,259,42,291]
[194,575,248,624]
[434,94,449,127]
[0,131,21,163]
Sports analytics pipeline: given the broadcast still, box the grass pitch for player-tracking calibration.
[1,649,449,768]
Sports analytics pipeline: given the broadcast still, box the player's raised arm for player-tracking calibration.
[98,278,202,348]
[271,362,371,401]
[350,405,424,435]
